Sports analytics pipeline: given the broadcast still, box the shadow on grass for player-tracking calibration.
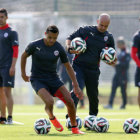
[82,130,140,135]
[30,133,77,137]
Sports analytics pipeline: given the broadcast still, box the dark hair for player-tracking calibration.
[46,25,59,34]
[0,8,8,16]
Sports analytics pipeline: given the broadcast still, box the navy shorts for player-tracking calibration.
[135,67,140,87]
[30,77,64,96]
[0,66,15,88]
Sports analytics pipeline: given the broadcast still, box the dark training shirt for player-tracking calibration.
[115,49,131,81]
[0,26,19,67]
[132,30,140,59]
[25,38,68,78]
[67,26,115,68]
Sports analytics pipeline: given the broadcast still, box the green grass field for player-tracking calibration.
[0,105,140,140]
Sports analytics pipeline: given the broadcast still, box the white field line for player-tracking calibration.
[13,121,24,125]
[13,112,140,116]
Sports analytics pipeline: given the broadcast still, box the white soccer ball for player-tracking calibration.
[70,37,87,53]
[55,100,65,108]
[66,116,82,130]
[100,47,116,63]
[92,117,109,133]
[123,118,139,134]
[83,115,96,130]
[34,118,51,134]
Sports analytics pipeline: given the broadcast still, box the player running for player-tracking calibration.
[21,25,84,134]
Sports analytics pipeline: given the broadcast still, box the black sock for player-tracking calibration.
[8,115,12,119]
[0,117,6,121]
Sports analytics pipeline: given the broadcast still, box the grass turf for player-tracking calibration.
[0,104,140,140]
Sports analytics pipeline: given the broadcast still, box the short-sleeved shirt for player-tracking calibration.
[132,30,140,59]
[67,25,115,69]
[0,25,19,67]
[25,38,68,78]
[115,49,131,81]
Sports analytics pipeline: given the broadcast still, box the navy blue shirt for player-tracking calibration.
[67,26,115,68]
[115,49,131,81]
[132,30,140,59]
[0,25,19,67]
[25,39,68,78]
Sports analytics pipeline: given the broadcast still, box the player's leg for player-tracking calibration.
[84,69,100,116]
[120,81,127,109]
[2,66,15,124]
[55,86,84,134]
[134,67,140,108]
[106,77,118,108]
[70,63,85,109]
[38,88,64,132]
[0,88,7,124]
[3,87,13,123]
[138,88,140,108]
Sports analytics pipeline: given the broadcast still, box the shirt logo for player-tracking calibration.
[36,47,41,51]
[4,32,8,38]
[104,36,108,41]
[54,50,59,56]
[90,32,94,37]
[14,40,18,44]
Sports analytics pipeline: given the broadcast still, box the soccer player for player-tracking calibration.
[0,8,19,124]
[66,13,116,118]
[104,36,131,109]
[131,27,140,108]
[21,25,84,134]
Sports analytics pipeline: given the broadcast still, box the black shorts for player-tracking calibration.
[0,66,15,88]
[135,67,140,87]
[30,77,64,96]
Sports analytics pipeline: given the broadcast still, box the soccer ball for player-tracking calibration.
[92,117,109,133]
[123,118,139,133]
[55,100,65,108]
[34,118,51,134]
[66,116,82,130]
[70,37,86,53]
[83,115,96,130]
[100,47,116,63]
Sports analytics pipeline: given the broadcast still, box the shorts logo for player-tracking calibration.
[54,50,59,56]
[8,81,12,85]
[104,36,108,41]
[4,32,8,38]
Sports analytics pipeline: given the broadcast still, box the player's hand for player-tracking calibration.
[9,66,15,76]
[21,74,30,82]
[73,86,83,100]
[106,57,117,66]
[69,49,80,54]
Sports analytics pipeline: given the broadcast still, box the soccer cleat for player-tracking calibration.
[0,117,7,124]
[103,104,113,109]
[7,116,13,124]
[50,117,64,132]
[72,127,85,134]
